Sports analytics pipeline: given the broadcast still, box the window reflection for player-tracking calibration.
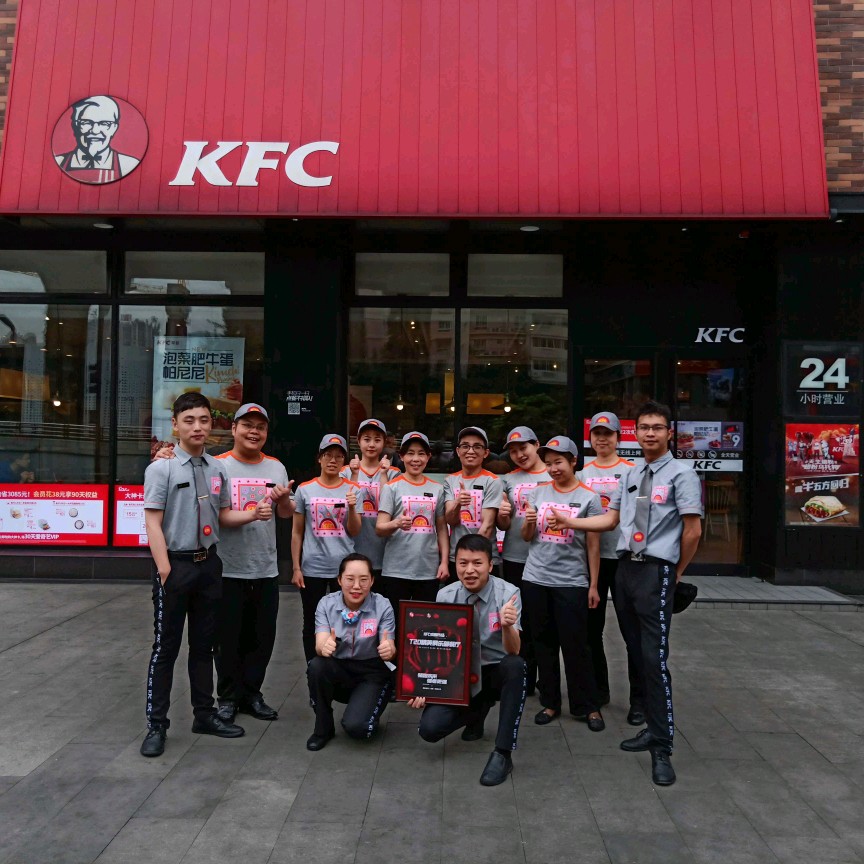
[125,252,264,295]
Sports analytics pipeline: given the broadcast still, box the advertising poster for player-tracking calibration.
[784,423,859,527]
[151,337,245,447]
[783,342,861,418]
[0,484,108,545]
[674,420,744,472]
[583,418,643,460]
[113,485,147,547]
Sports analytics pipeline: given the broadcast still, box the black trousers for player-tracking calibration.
[615,559,677,751]
[306,656,393,738]
[146,553,221,730]
[586,557,645,706]
[378,575,439,641]
[419,654,527,751]
[215,576,279,705]
[299,578,336,662]
[521,581,599,716]
[501,560,538,692]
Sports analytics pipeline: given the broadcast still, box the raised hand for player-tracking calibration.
[379,455,391,473]
[269,480,294,504]
[346,487,357,509]
[500,593,519,627]
[254,497,273,521]
[546,506,560,531]
[457,480,472,508]
[349,453,361,474]
[499,494,512,519]
[524,504,538,526]
[321,627,339,657]
[377,630,396,661]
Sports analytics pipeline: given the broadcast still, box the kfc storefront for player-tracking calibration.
[1,0,860,591]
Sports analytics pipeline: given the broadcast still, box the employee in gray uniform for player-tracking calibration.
[409,535,527,787]
[305,553,396,751]
[576,401,703,786]
[140,393,274,758]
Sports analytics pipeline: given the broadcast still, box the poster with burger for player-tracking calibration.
[150,336,245,447]
[784,423,859,527]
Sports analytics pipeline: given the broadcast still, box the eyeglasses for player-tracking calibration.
[76,120,117,131]
[636,424,669,433]
[341,576,372,587]
[458,443,487,452]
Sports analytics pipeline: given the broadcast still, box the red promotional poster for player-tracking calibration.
[784,424,859,527]
[113,485,148,547]
[0,484,108,545]
[583,418,641,460]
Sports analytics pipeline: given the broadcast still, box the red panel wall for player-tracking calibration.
[0,0,828,217]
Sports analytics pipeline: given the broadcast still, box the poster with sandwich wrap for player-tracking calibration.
[151,336,245,447]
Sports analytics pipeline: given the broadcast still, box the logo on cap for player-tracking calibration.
[633,531,645,543]
[597,416,609,424]
[549,439,560,446]
[329,436,342,444]
[249,404,262,413]
[365,420,380,428]
[509,432,521,440]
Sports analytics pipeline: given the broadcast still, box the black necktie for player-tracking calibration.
[466,593,482,697]
[630,467,653,554]
[191,457,214,549]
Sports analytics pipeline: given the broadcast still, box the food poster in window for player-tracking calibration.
[784,423,859,527]
[151,336,245,448]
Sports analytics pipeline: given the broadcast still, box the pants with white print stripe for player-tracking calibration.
[615,559,676,752]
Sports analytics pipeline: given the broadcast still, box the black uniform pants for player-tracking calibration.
[521,581,599,716]
[306,656,393,738]
[418,654,527,751]
[378,575,439,641]
[215,576,279,705]
[586,557,645,706]
[146,553,221,730]
[501,560,538,692]
[299,578,336,662]
[615,559,676,751]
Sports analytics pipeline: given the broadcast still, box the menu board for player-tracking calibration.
[0,484,108,545]
[114,485,148,547]
[674,420,744,472]
[784,423,859,527]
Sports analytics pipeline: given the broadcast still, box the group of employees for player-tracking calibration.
[141,393,702,787]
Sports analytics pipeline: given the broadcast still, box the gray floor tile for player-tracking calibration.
[763,835,864,864]
[179,822,280,864]
[602,831,691,864]
[269,820,363,864]
[94,817,206,863]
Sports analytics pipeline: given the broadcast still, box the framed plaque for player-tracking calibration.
[395,601,473,706]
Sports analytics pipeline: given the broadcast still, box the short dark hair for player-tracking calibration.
[636,400,672,426]
[173,392,211,417]
[338,552,374,578]
[454,534,493,561]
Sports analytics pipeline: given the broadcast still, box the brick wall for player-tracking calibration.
[0,1,16,149]
[0,1,861,193]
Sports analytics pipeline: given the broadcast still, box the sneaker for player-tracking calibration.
[140,727,166,757]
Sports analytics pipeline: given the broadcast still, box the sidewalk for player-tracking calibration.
[0,581,863,864]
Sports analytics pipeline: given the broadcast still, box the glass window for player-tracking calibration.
[354,253,450,297]
[467,254,563,297]
[461,309,569,464]
[115,305,265,483]
[125,251,265,295]
[0,250,107,293]
[0,304,112,482]
[348,308,455,471]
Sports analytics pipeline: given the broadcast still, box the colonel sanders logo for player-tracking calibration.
[52,95,148,185]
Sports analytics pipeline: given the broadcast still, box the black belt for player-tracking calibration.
[168,547,216,562]
[620,552,672,567]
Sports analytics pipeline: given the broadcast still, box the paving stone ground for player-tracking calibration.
[0,581,863,864]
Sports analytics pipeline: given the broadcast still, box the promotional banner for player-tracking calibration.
[784,423,859,527]
[583,418,642,461]
[0,484,108,545]
[674,420,744,472]
[113,485,147,547]
[151,337,245,447]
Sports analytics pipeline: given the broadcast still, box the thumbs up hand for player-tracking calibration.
[378,630,396,661]
[321,627,339,657]
[457,480,472,508]
[546,506,560,531]
[498,494,512,519]
[349,454,361,478]
[379,454,391,473]
[500,593,519,628]
[254,497,273,521]
[524,504,538,526]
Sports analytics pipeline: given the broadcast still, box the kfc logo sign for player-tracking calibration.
[169,141,339,187]
[52,96,148,185]
[695,327,745,343]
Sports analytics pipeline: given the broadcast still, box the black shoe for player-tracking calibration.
[534,709,560,726]
[651,749,676,786]
[461,722,485,742]
[306,729,335,751]
[572,711,606,732]
[479,751,512,786]
[216,702,237,723]
[626,708,646,727]
[140,727,166,757]
[239,697,278,721]
[191,714,245,738]
[620,729,662,752]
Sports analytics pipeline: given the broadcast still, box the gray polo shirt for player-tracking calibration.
[501,468,550,563]
[437,576,521,666]
[214,452,289,580]
[609,451,704,564]
[340,465,401,569]
[580,458,634,560]
[379,476,446,581]
[294,478,364,579]
[522,482,603,588]
[143,445,230,550]
[314,590,395,661]
[443,470,504,562]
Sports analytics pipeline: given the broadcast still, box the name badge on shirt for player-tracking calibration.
[177,482,190,489]
[628,485,638,493]
[359,618,378,638]
[473,484,483,491]
[423,492,434,497]
[488,611,501,632]
[211,477,222,495]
